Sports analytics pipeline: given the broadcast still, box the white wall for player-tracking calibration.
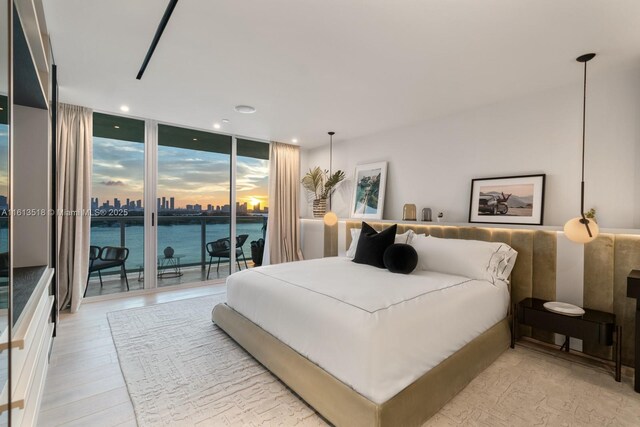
[301,64,640,229]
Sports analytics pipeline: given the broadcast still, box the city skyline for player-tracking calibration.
[92,136,269,209]
[90,195,267,214]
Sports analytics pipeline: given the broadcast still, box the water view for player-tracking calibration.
[90,216,267,273]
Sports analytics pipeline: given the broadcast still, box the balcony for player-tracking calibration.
[86,214,267,297]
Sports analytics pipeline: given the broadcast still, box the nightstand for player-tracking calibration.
[627,270,640,392]
[512,297,621,382]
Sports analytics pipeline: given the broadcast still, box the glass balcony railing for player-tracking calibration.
[87,214,267,296]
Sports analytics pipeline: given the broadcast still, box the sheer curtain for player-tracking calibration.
[57,103,92,312]
[265,142,303,264]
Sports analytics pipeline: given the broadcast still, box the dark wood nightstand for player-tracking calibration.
[512,297,621,382]
[627,270,640,392]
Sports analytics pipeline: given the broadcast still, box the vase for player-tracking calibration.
[312,198,327,218]
[403,204,416,221]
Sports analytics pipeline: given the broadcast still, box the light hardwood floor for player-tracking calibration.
[38,282,227,427]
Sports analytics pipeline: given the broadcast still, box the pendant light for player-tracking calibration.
[323,131,338,226]
[564,53,599,244]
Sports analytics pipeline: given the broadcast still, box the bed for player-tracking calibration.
[212,222,557,426]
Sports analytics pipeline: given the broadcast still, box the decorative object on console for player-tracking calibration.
[469,174,546,225]
[436,212,443,222]
[350,161,387,220]
[543,301,585,317]
[422,207,432,222]
[403,204,417,221]
[383,244,418,274]
[163,246,175,258]
[564,53,599,244]
[352,222,397,268]
[301,166,345,219]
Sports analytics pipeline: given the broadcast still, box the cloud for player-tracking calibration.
[102,180,125,186]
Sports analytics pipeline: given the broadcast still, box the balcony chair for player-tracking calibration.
[205,234,249,279]
[85,246,130,297]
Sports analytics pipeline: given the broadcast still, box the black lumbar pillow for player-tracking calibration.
[353,222,398,268]
[383,244,418,274]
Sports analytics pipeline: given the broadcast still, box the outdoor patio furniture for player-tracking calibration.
[85,246,130,297]
[205,234,249,279]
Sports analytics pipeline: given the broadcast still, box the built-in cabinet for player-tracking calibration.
[0,0,55,425]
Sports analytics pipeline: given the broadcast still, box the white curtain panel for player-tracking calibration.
[265,142,303,264]
[57,103,92,312]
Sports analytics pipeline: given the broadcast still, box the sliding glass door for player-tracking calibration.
[235,139,269,270]
[88,115,268,296]
[156,124,232,287]
[88,113,145,297]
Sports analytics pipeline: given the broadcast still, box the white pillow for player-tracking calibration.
[410,235,517,284]
[346,229,415,258]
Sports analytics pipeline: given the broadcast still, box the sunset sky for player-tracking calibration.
[91,137,268,208]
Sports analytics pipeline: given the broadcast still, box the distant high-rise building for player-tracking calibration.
[114,198,121,209]
[216,205,220,212]
[221,204,230,213]
[194,204,202,212]
[207,204,213,212]
[236,201,248,214]
[136,199,142,209]
[161,196,166,210]
[102,201,109,209]
[0,195,8,209]
[186,204,194,210]
[157,198,161,211]
[254,202,260,213]
[90,197,98,211]
[126,198,130,207]
[170,197,175,210]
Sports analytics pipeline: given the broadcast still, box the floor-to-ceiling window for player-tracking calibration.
[235,138,269,269]
[88,113,145,297]
[87,115,269,297]
[156,124,232,287]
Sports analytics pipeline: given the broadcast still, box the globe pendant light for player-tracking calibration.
[564,53,599,244]
[323,131,338,226]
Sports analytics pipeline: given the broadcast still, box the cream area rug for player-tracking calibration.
[108,295,640,426]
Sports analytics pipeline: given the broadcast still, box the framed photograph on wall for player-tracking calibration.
[350,162,388,220]
[469,174,545,225]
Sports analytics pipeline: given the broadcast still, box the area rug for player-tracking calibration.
[108,295,640,426]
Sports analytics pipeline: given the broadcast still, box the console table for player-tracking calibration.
[627,270,640,392]
[513,297,621,382]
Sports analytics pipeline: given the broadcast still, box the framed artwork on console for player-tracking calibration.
[350,162,387,220]
[469,174,545,225]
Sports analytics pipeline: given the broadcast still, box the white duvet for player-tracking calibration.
[224,257,509,404]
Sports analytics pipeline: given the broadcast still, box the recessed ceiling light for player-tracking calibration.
[114,125,120,129]
[193,138,198,141]
[0,107,3,111]
[120,105,130,112]
[222,119,230,123]
[213,123,221,129]
[292,138,298,143]
[234,105,256,114]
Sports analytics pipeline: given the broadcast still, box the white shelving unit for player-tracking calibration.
[0,0,55,425]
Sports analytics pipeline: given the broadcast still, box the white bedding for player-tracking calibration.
[224,257,509,404]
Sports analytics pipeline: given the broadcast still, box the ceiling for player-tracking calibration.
[42,0,640,147]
